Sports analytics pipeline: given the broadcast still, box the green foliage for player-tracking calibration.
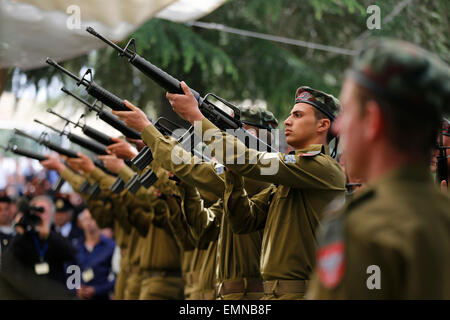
[6,0,449,125]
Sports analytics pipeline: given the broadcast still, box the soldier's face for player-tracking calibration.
[284,103,320,149]
[32,199,53,226]
[335,80,370,180]
[54,211,71,227]
[78,210,98,233]
[0,202,10,225]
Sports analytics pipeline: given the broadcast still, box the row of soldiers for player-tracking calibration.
[33,38,450,300]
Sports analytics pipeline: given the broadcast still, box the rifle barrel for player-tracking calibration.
[46,58,89,86]
[86,27,133,59]
[34,119,62,135]
[47,109,78,127]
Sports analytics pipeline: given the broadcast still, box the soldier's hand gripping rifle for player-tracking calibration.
[122,117,182,194]
[31,120,120,188]
[86,27,277,154]
[14,129,103,197]
[60,88,157,193]
[47,109,115,146]
[0,143,69,193]
[46,108,129,193]
[61,87,141,140]
[127,117,213,192]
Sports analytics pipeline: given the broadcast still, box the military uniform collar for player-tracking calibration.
[292,144,328,156]
[346,163,432,214]
[367,162,432,190]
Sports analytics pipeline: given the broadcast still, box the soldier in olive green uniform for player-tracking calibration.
[112,163,184,300]
[162,194,197,299]
[167,87,345,299]
[113,85,345,299]
[307,39,450,299]
[100,149,212,299]
[136,108,277,299]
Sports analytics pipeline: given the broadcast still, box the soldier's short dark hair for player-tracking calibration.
[312,108,335,144]
[355,84,440,158]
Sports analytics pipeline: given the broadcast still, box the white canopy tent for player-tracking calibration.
[0,0,225,70]
[0,0,225,131]
[0,0,225,174]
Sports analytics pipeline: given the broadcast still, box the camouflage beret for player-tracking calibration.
[295,86,341,121]
[347,38,450,116]
[240,106,278,130]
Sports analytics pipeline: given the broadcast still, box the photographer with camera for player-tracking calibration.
[0,195,77,299]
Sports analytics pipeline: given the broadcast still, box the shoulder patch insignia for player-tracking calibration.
[284,154,296,163]
[317,215,346,289]
[215,164,225,175]
[299,150,321,157]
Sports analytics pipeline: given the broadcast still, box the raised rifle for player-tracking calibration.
[0,144,67,193]
[86,27,277,166]
[34,119,108,155]
[14,129,109,197]
[0,144,47,161]
[60,88,154,193]
[61,87,141,140]
[47,109,115,146]
[46,58,130,112]
[14,129,79,158]
[127,117,212,192]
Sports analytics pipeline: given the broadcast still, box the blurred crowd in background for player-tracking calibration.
[0,159,118,300]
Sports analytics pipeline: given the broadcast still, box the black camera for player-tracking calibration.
[15,197,45,232]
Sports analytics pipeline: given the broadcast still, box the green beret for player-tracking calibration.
[295,86,341,120]
[347,38,450,116]
[240,106,278,130]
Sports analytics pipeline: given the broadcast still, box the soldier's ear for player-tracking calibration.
[317,118,331,133]
[364,101,384,141]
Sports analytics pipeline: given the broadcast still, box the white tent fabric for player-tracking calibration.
[0,0,225,70]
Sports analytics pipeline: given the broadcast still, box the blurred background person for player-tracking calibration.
[0,194,15,262]
[0,195,77,298]
[52,195,84,248]
[9,195,77,284]
[76,209,116,300]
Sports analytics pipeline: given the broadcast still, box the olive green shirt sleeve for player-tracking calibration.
[109,191,133,233]
[59,167,87,193]
[126,206,154,237]
[223,169,275,234]
[141,124,226,198]
[163,195,195,250]
[118,165,157,201]
[86,198,115,229]
[194,118,345,190]
[177,183,221,243]
[118,165,135,182]
[87,167,116,191]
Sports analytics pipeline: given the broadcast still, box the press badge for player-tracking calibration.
[34,262,50,275]
[82,268,95,282]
